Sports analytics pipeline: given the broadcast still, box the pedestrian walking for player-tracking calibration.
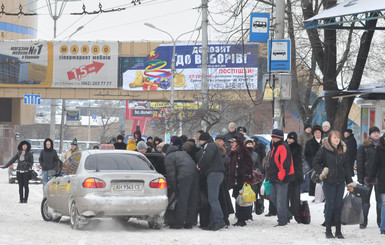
[39,138,59,186]
[312,131,355,239]
[1,141,33,203]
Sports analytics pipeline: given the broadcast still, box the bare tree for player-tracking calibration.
[98,101,119,142]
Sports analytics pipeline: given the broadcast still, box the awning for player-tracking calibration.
[319,87,385,100]
[304,0,385,29]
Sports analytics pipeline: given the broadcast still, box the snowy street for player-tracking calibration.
[0,169,382,245]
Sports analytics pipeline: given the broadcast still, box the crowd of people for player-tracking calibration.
[1,121,385,237]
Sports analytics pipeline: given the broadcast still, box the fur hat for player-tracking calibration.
[244,139,254,146]
[199,132,211,141]
[369,126,380,136]
[344,129,353,134]
[271,129,284,139]
[237,126,247,133]
[117,135,124,141]
[228,122,236,129]
[304,123,312,130]
[215,135,225,141]
[287,132,297,141]
[311,125,322,135]
[71,138,78,146]
[322,121,331,128]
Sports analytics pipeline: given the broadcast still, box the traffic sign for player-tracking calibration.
[24,94,41,105]
[158,107,168,118]
[268,39,291,72]
[250,13,270,42]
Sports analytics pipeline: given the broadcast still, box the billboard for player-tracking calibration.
[53,41,118,88]
[0,41,118,88]
[122,43,259,91]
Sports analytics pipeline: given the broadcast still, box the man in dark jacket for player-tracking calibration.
[39,138,59,186]
[304,125,323,196]
[196,132,226,231]
[286,132,303,223]
[343,129,357,177]
[114,134,127,150]
[357,126,382,229]
[164,145,199,229]
[269,129,294,226]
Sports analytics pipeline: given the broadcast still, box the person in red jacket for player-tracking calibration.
[269,129,295,226]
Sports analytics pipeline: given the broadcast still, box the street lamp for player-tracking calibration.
[144,23,201,134]
[68,25,84,39]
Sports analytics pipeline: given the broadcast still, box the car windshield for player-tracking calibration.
[84,153,154,171]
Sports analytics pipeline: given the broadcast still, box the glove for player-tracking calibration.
[319,167,329,181]
[364,177,378,186]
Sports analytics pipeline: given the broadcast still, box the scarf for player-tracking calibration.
[19,151,25,161]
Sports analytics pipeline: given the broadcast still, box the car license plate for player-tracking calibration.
[112,182,143,191]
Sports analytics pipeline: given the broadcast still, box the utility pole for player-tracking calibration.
[201,0,209,131]
[273,0,285,129]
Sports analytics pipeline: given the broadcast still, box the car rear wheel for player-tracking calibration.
[148,215,163,229]
[41,197,61,222]
[70,202,88,230]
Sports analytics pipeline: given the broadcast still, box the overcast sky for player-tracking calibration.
[36,0,208,42]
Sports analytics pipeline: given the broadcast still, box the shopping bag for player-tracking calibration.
[236,194,253,207]
[241,183,256,203]
[300,200,311,224]
[254,199,264,215]
[302,160,312,175]
[352,184,371,203]
[340,193,364,225]
[314,183,324,203]
[263,181,271,196]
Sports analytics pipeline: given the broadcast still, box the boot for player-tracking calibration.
[335,221,344,239]
[129,71,145,88]
[325,220,334,239]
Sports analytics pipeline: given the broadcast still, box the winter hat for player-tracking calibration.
[344,129,353,134]
[237,126,247,133]
[147,136,153,142]
[137,141,148,151]
[271,129,284,139]
[180,135,188,143]
[304,123,312,130]
[244,139,254,146]
[369,126,380,136]
[322,121,331,128]
[171,137,183,148]
[126,139,137,151]
[161,144,170,154]
[117,135,124,141]
[215,135,225,141]
[199,132,211,141]
[287,132,297,141]
[311,125,322,135]
[153,136,162,144]
[229,136,243,145]
[228,122,236,129]
[156,142,166,152]
[71,138,78,146]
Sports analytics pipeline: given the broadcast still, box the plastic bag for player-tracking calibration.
[263,181,271,195]
[340,193,364,225]
[241,183,256,203]
[314,183,324,203]
[300,200,311,224]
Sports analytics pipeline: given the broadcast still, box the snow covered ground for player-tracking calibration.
[0,169,383,245]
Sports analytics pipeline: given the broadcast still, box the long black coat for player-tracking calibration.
[39,138,59,171]
[228,145,254,190]
[288,141,303,182]
[356,138,377,184]
[369,136,385,194]
[305,137,322,168]
[343,134,357,177]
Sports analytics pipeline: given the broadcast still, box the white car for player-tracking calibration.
[41,150,168,229]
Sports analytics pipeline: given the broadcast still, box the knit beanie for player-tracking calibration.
[137,141,148,151]
[271,129,284,139]
[369,126,380,136]
[287,132,297,141]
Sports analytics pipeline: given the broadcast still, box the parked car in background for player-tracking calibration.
[8,147,43,184]
[41,150,168,230]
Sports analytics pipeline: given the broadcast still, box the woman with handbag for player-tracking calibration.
[227,136,254,226]
[312,131,355,239]
[1,140,33,203]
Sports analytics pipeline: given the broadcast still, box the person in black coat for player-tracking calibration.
[196,132,226,231]
[39,138,59,186]
[368,134,385,235]
[304,125,323,196]
[114,134,127,150]
[342,129,357,177]
[357,126,382,229]
[313,131,355,239]
[164,144,199,229]
[286,132,303,223]
[1,140,33,203]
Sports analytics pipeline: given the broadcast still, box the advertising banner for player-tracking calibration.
[53,41,118,88]
[122,43,259,91]
[0,41,53,87]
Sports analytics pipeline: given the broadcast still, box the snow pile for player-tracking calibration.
[0,169,383,245]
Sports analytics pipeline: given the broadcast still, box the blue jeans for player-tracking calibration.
[42,169,56,186]
[207,172,225,226]
[322,181,345,221]
[270,182,289,225]
[380,194,385,231]
[301,173,310,192]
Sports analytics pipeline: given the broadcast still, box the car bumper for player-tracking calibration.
[75,194,168,217]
